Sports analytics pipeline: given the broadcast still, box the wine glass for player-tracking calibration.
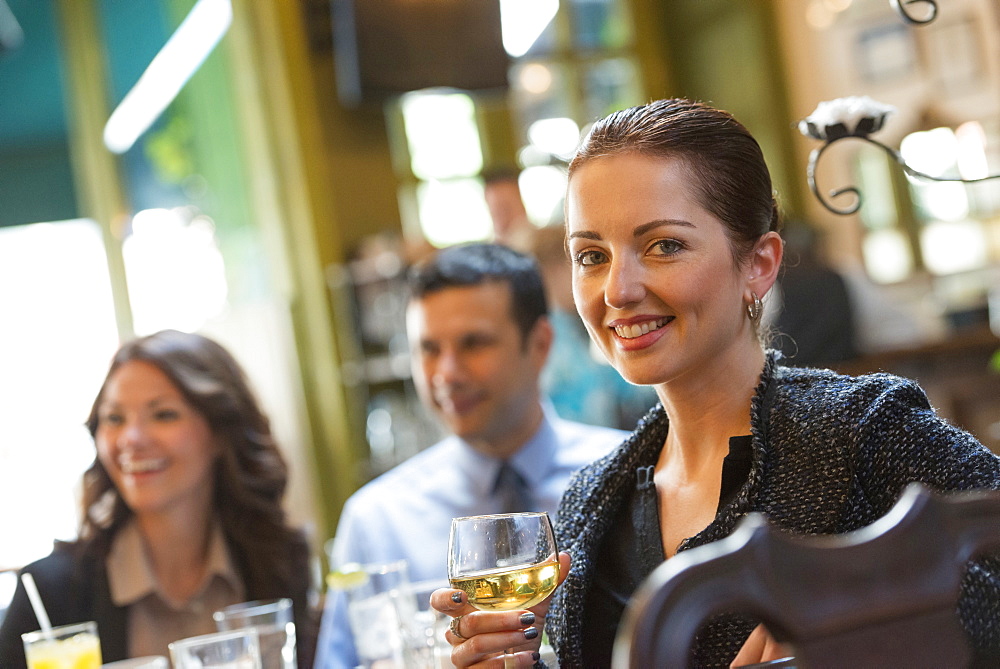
[448,512,560,667]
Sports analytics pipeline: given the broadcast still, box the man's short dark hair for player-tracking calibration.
[408,242,549,340]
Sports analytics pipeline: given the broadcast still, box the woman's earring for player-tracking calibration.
[746,292,763,322]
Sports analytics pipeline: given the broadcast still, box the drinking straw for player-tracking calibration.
[20,573,53,634]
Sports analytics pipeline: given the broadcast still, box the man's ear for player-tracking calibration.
[528,315,554,370]
[747,231,783,299]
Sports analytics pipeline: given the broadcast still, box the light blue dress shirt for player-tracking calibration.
[315,406,627,669]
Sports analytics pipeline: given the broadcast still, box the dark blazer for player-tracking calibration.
[0,544,128,667]
[548,352,1000,667]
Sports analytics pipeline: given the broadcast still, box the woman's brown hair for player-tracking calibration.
[81,329,315,663]
[569,98,782,264]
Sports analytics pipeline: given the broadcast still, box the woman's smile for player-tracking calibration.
[608,315,675,352]
[117,454,169,477]
[611,316,673,340]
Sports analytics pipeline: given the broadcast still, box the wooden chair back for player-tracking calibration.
[612,483,1000,668]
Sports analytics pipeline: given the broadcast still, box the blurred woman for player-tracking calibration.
[0,330,317,667]
[431,98,1000,667]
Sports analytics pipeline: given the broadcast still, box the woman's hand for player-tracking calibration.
[730,624,792,668]
[430,552,571,668]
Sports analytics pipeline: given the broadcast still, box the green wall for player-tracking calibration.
[630,0,804,216]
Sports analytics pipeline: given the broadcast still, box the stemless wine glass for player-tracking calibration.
[448,512,559,667]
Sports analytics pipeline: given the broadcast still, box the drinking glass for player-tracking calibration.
[22,621,102,669]
[448,512,559,667]
[407,578,450,669]
[337,560,422,668]
[214,599,296,669]
[168,628,262,669]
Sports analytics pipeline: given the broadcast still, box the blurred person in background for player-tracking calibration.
[770,221,858,368]
[770,221,947,364]
[0,330,317,667]
[526,223,657,430]
[316,243,626,668]
[483,168,535,250]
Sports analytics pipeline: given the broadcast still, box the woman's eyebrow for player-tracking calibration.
[568,219,694,242]
[633,219,694,237]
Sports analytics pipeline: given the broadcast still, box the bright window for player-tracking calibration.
[0,219,119,569]
[921,220,988,276]
[123,206,229,335]
[520,165,568,226]
[500,0,559,58]
[401,93,482,181]
[400,92,489,245]
[527,117,580,160]
[393,0,641,246]
[902,125,998,278]
[862,228,913,284]
[857,122,1000,283]
[415,178,493,247]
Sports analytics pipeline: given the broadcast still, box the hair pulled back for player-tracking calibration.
[569,98,782,263]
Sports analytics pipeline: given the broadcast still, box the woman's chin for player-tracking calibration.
[617,369,665,387]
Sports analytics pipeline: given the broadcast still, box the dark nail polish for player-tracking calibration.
[524,627,539,640]
[532,651,541,661]
[519,612,535,626]
[451,592,463,604]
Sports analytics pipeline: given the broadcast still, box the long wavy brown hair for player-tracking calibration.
[81,329,315,662]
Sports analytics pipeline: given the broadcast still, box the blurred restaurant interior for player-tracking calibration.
[1,0,1000,600]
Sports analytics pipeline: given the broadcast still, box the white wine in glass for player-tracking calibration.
[448,512,559,665]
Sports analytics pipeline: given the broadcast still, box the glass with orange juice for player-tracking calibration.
[21,621,102,669]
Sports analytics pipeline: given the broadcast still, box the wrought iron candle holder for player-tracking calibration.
[891,0,938,25]
[799,96,1000,216]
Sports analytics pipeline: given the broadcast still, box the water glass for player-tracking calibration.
[341,560,421,668]
[214,599,296,669]
[168,628,262,669]
[406,579,451,669]
[22,621,102,669]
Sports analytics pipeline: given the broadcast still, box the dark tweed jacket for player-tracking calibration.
[548,352,1000,668]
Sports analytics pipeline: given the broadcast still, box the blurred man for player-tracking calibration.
[483,169,534,249]
[315,243,626,668]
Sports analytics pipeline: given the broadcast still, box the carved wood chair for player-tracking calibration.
[612,483,1000,668]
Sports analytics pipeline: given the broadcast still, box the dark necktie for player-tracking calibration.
[492,461,535,514]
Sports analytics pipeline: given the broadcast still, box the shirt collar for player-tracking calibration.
[453,403,560,499]
[107,517,243,609]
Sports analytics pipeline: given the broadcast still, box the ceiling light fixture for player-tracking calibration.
[103,0,232,154]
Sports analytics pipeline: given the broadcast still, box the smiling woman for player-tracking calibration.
[429,98,1000,669]
[92,359,218,530]
[0,330,318,668]
[566,152,780,389]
